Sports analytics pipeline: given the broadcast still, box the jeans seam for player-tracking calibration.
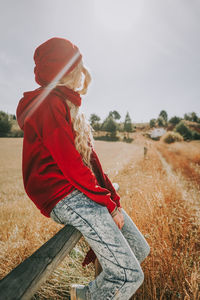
[110,278,127,300]
[51,209,63,224]
[86,245,139,273]
[63,202,127,281]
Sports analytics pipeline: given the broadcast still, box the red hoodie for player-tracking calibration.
[16,86,121,218]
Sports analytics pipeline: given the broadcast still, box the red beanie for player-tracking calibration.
[34,37,82,86]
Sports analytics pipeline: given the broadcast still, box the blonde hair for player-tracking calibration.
[57,61,94,170]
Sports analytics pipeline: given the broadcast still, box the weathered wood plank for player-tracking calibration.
[0,224,82,300]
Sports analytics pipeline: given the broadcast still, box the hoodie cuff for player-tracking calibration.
[112,193,121,207]
[115,199,122,208]
[106,200,117,214]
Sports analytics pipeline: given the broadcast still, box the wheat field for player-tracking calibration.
[0,137,199,299]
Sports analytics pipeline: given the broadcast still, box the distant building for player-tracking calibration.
[150,128,166,140]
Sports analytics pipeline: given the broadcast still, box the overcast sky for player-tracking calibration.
[0,0,200,122]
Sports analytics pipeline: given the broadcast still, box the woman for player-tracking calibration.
[16,37,150,300]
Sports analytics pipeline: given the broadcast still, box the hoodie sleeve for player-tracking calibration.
[42,96,117,214]
[103,173,121,208]
[90,149,121,208]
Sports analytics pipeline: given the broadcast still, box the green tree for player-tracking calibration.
[159,110,168,123]
[149,119,156,128]
[89,113,100,125]
[157,116,165,127]
[102,114,117,137]
[124,112,132,133]
[184,113,190,121]
[169,116,182,125]
[192,131,200,140]
[174,121,193,140]
[0,111,12,137]
[190,112,198,123]
[107,110,121,120]
[111,110,121,120]
[89,114,101,131]
[184,112,200,123]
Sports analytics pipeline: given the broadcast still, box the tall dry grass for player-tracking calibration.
[0,138,199,299]
[157,141,200,188]
[114,144,199,299]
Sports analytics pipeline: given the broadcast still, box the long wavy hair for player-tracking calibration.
[56,60,94,170]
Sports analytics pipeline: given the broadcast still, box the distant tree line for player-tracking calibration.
[0,111,12,136]
[89,111,134,142]
[0,111,23,137]
[149,110,200,141]
[1,109,200,142]
[149,110,200,128]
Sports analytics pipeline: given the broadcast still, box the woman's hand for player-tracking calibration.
[112,208,124,230]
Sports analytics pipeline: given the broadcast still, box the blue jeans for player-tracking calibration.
[50,189,150,300]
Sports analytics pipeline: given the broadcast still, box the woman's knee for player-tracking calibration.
[111,251,144,284]
[124,262,144,285]
[129,270,144,297]
[135,267,144,286]
[115,264,144,298]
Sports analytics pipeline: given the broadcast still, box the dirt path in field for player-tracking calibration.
[95,136,200,226]
[94,140,146,178]
[157,150,200,225]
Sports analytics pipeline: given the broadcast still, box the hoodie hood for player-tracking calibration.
[16,85,82,130]
[16,87,43,130]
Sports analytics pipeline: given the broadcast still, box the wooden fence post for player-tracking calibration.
[0,225,82,300]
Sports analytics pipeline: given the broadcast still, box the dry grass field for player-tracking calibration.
[0,136,199,299]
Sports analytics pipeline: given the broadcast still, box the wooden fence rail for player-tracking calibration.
[0,225,82,300]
